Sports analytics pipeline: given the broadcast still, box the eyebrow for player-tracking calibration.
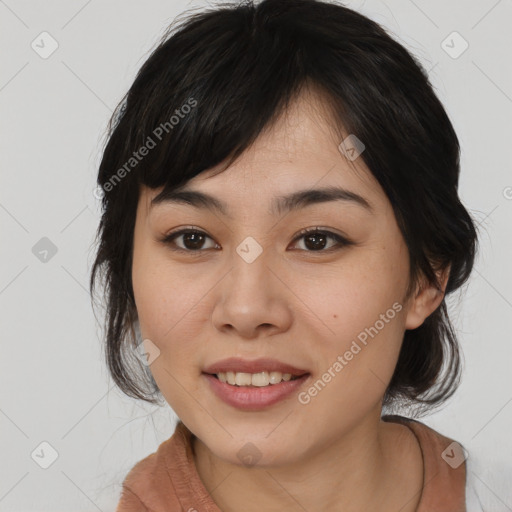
[150,185,373,217]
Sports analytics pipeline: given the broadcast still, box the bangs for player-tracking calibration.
[101,7,316,196]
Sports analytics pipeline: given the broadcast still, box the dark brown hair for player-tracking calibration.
[90,0,478,414]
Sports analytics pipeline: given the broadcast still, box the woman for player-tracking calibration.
[90,0,494,510]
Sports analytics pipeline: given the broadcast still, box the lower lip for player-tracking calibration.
[203,373,310,411]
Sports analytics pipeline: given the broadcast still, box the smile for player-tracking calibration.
[215,371,301,387]
[203,372,310,410]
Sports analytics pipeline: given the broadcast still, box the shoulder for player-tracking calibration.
[122,437,171,487]
[382,414,466,510]
[116,432,181,512]
[383,414,512,512]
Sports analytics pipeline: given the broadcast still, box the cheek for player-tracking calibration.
[133,237,187,327]
[131,245,214,376]
[298,287,406,427]
[299,246,408,407]
[132,253,211,414]
[315,243,408,340]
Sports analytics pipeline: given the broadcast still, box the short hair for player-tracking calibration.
[90,0,478,413]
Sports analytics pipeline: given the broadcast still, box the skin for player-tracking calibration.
[131,87,448,512]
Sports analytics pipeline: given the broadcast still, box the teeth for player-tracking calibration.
[215,371,296,387]
[235,372,252,386]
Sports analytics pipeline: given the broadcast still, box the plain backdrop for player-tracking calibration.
[1,0,511,510]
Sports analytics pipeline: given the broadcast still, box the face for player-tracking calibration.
[131,88,423,467]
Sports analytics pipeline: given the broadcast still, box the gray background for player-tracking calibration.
[1,0,511,510]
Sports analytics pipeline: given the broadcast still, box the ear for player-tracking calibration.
[405,266,450,330]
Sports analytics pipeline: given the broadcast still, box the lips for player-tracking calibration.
[203,372,311,410]
[202,357,309,377]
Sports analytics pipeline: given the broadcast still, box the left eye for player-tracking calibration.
[160,227,351,253]
[290,227,351,252]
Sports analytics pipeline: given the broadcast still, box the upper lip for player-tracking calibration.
[203,357,309,376]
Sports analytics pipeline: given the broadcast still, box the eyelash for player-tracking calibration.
[159,226,353,254]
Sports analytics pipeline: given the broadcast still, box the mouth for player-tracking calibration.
[202,357,311,410]
[202,357,309,386]
[207,371,304,387]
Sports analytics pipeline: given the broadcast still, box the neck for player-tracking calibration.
[191,410,423,512]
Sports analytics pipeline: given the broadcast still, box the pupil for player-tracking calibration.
[305,233,326,250]
[184,232,204,249]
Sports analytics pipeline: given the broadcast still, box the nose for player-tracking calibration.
[210,248,293,340]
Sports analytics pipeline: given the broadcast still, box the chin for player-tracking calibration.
[208,434,302,469]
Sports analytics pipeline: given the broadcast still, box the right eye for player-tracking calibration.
[160,228,219,252]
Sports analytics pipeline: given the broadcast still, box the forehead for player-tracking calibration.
[141,88,385,216]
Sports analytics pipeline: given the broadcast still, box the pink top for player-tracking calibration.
[116,414,466,512]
